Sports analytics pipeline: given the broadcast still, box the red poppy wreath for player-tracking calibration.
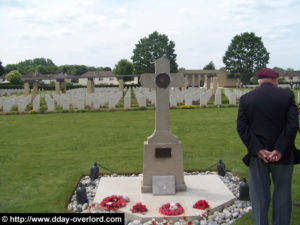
[159,202,184,216]
[131,202,148,213]
[100,195,126,211]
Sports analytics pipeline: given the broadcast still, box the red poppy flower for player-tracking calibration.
[131,202,147,213]
[193,200,209,210]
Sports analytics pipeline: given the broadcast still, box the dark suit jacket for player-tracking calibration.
[237,82,300,166]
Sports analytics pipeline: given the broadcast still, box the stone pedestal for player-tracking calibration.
[183,76,188,90]
[24,82,30,96]
[191,74,195,88]
[87,78,95,93]
[142,141,186,193]
[61,80,66,93]
[55,81,60,94]
[119,79,124,92]
[207,77,211,89]
[213,77,218,95]
[33,81,38,95]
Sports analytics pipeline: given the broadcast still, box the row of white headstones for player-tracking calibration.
[0,87,252,113]
[0,89,24,96]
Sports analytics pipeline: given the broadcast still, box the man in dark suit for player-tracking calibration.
[294,107,300,207]
[237,68,299,225]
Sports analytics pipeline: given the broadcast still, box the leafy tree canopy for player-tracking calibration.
[5,70,23,84]
[223,32,270,84]
[57,65,100,76]
[4,64,18,74]
[103,67,111,71]
[17,58,55,75]
[3,58,105,77]
[113,59,134,82]
[273,66,284,71]
[0,60,4,76]
[131,31,178,74]
[4,58,56,75]
[203,61,215,70]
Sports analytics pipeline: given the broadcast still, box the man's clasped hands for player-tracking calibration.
[257,149,282,163]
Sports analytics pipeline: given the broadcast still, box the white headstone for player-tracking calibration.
[3,98,12,113]
[32,95,40,112]
[169,92,177,108]
[200,93,207,107]
[229,92,237,105]
[124,89,131,110]
[45,94,55,112]
[215,88,222,106]
[0,97,3,110]
[184,92,192,105]
[77,95,85,110]
[17,97,27,113]
[92,95,101,110]
[137,95,146,107]
[62,95,70,110]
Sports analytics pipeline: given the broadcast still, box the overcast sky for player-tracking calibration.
[1,0,299,70]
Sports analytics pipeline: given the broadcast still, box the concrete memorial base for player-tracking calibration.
[142,141,186,193]
[94,174,236,222]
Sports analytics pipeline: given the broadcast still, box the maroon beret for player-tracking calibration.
[257,68,279,79]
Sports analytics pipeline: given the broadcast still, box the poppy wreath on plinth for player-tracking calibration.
[100,195,126,211]
[159,202,184,216]
[193,200,209,210]
[193,200,210,219]
[131,202,147,213]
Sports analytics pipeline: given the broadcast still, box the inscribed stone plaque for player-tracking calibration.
[155,148,171,158]
[152,176,175,195]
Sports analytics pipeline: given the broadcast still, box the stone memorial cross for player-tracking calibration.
[140,57,187,194]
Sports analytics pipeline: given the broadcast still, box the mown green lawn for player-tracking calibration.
[0,107,299,224]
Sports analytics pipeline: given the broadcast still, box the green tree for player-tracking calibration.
[57,65,91,76]
[203,61,215,70]
[113,59,134,82]
[5,70,23,84]
[273,66,284,71]
[278,77,286,84]
[15,58,56,75]
[131,31,178,74]
[4,64,18,74]
[36,65,49,74]
[223,32,270,84]
[0,60,4,76]
[32,58,55,67]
